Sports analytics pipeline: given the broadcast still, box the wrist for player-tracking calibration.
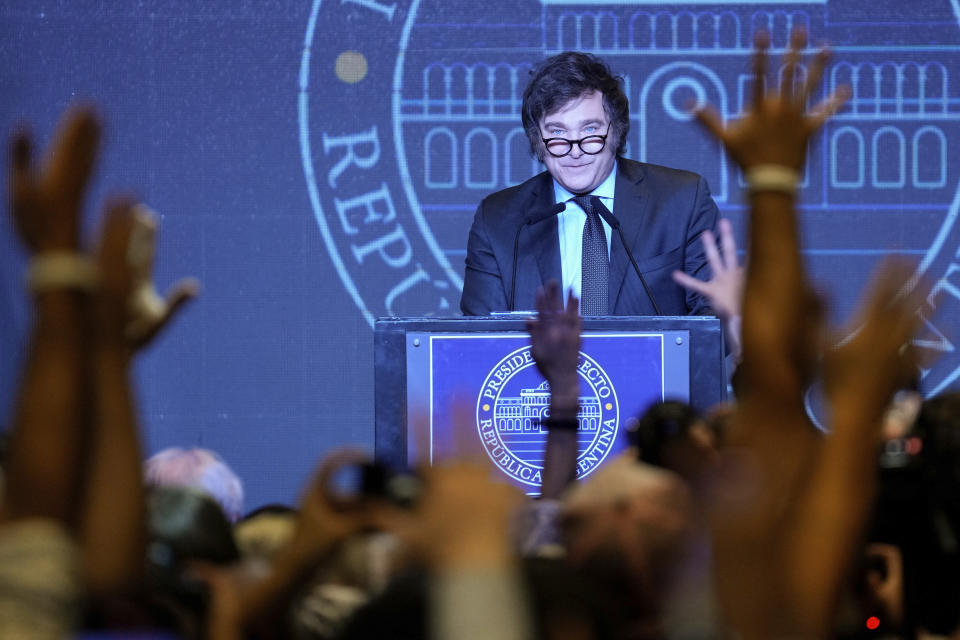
[547,376,579,400]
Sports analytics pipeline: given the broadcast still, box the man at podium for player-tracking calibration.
[460,51,722,318]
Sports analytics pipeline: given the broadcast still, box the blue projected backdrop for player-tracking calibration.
[4,0,960,505]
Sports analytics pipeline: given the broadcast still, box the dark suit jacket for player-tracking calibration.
[460,158,719,316]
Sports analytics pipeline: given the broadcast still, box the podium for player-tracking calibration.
[374,316,726,491]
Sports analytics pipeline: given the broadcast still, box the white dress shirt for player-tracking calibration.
[552,162,617,304]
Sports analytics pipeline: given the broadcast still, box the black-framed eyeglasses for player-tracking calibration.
[541,125,610,158]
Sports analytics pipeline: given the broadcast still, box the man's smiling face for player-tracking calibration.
[539,90,617,195]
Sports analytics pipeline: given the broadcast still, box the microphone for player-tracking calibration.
[590,196,663,316]
[509,202,566,311]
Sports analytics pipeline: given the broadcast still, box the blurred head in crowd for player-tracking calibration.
[562,453,692,635]
[630,401,720,488]
[145,447,244,522]
[146,486,239,637]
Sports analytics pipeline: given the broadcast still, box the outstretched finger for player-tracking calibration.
[781,28,807,103]
[97,198,138,276]
[851,260,918,332]
[701,229,724,275]
[545,279,564,313]
[43,106,101,211]
[130,279,200,349]
[694,105,728,144]
[10,130,32,179]
[9,131,39,241]
[718,218,739,270]
[808,85,851,131]
[800,45,831,107]
[751,30,771,109]
[536,279,563,316]
[565,287,580,318]
[672,270,712,298]
[166,278,200,316]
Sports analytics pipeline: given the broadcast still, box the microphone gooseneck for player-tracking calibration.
[590,196,663,316]
[509,202,566,311]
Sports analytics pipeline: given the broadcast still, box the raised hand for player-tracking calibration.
[695,29,849,171]
[295,448,379,553]
[10,107,100,252]
[526,280,581,411]
[673,218,744,358]
[527,280,582,497]
[90,202,198,349]
[823,260,925,422]
[775,261,925,637]
[121,206,199,348]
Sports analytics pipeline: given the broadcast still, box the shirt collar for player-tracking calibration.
[552,160,618,204]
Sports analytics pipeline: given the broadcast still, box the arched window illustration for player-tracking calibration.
[653,12,674,49]
[472,64,494,117]
[465,128,497,189]
[674,12,696,49]
[556,12,617,50]
[424,127,457,189]
[921,62,948,114]
[595,12,619,50]
[505,127,537,187]
[859,63,880,115]
[695,13,716,49]
[489,63,516,116]
[423,63,447,116]
[871,127,905,188]
[751,11,798,47]
[831,127,865,188]
[769,12,791,47]
[717,12,740,48]
[448,64,471,116]
[901,63,922,115]
[913,127,947,188]
[629,11,653,49]
[876,63,900,116]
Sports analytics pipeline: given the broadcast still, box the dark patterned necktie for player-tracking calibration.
[573,195,609,315]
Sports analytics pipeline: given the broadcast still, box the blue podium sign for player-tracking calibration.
[375,316,724,491]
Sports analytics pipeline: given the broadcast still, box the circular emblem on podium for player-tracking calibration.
[476,345,619,487]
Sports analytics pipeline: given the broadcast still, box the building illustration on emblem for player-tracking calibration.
[494,380,600,433]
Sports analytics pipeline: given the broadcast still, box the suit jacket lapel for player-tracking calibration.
[609,160,648,310]
[529,173,562,295]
